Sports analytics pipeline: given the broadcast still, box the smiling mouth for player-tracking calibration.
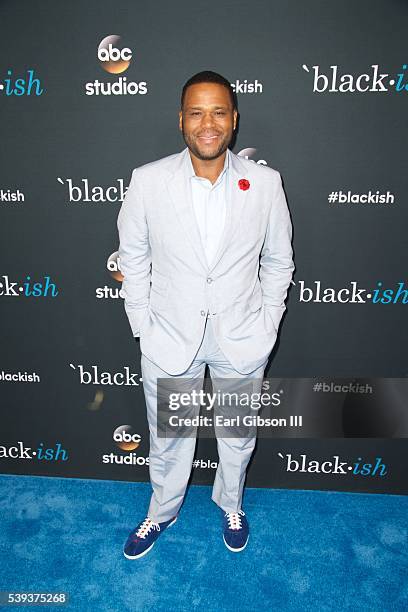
[198,134,220,143]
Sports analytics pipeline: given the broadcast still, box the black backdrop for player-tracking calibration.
[1,0,407,494]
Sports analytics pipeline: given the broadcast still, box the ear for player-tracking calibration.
[233,109,237,130]
[178,110,183,132]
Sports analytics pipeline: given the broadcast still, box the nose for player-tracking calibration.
[201,112,216,128]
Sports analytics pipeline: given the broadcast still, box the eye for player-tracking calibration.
[215,111,226,115]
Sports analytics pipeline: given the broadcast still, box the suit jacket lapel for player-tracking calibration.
[208,151,249,273]
[165,148,208,272]
[165,147,250,273]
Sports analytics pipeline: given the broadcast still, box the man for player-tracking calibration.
[117,70,294,559]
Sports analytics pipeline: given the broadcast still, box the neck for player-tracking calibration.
[189,150,227,184]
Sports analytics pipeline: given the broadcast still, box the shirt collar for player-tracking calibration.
[186,147,230,183]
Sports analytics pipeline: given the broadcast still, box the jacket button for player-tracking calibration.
[200,310,206,316]
[206,277,213,283]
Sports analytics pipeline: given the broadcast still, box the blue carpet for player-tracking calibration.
[0,474,407,611]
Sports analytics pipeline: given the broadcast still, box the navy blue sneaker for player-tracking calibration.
[123,515,177,559]
[222,510,249,552]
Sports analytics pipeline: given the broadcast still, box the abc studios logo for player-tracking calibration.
[107,251,123,282]
[98,35,132,74]
[113,425,141,451]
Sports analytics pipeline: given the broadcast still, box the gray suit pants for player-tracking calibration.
[140,316,268,523]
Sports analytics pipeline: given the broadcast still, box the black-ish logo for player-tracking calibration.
[69,363,141,386]
[295,280,408,305]
[0,188,25,203]
[0,370,40,383]
[303,63,408,93]
[0,69,44,97]
[0,275,58,298]
[230,79,263,94]
[57,177,127,204]
[0,442,68,462]
[327,190,395,205]
[278,453,387,477]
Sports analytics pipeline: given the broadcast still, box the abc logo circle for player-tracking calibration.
[98,35,132,74]
[113,425,141,451]
[107,251,123,282]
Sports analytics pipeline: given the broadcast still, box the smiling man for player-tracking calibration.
[117,70,295,559]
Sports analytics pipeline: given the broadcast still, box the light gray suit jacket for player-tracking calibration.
[117,146,295,375]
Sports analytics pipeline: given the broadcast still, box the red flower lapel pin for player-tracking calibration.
[238,178,250,191]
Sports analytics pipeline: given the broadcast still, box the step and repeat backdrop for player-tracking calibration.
[1,0,407,494]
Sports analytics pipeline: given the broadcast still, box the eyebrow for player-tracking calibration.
[185,105,229,110]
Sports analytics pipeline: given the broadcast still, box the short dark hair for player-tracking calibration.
[180,70,237,111]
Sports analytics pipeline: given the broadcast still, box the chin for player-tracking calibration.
[194,144,228,161]
[196,150,221,160]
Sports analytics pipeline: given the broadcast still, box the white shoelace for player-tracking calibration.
[225,510,245,530]
[135,517,160,539]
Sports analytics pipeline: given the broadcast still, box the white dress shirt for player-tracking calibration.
[186,148,230,268]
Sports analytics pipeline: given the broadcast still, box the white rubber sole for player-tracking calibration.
[123,516,178,560]
[223,534,249,552]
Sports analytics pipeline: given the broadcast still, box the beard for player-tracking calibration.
[181,127,232,161]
